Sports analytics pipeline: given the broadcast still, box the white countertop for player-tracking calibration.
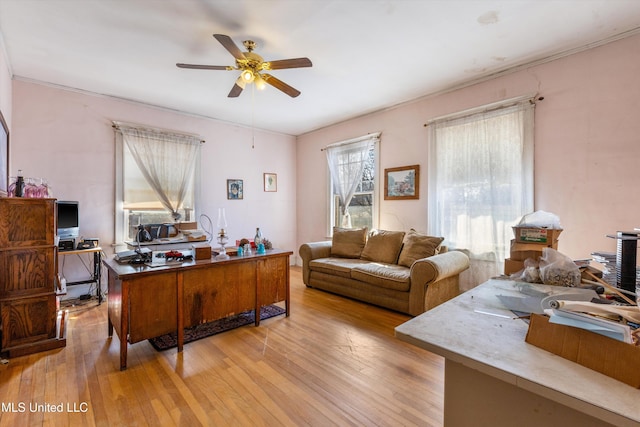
[395,279,640,427]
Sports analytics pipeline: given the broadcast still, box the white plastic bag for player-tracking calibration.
[539,247,581,287]
[517,210,562,229]
[509,258,541,283]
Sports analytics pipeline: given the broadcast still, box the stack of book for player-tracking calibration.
[591,251,618,286]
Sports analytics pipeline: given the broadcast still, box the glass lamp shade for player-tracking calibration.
[217,207,228,231]
[241,69,254,83]
[254,74,266,90]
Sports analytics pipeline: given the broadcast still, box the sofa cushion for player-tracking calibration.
[398,229,444,267]
[309,257,370,278]
[331,227,368,258]
[351,263,411,292]
[360,229,405,264]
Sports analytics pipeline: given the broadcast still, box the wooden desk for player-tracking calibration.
[58,246,103,303]
[395,279,640,427]
[103,249,292,370]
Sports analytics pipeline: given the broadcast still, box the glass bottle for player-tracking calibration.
[254,227,263,246]
[14,170,24,197]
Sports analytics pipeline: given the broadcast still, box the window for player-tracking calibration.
[114,122,202,244]
[427,97,535,286]
[326,134,379,233]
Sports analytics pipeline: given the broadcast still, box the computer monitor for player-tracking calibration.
[56,200,79,239]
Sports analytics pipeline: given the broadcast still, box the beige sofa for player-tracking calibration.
[299,228,470,316]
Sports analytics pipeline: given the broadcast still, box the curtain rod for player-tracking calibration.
[112,121,205,143]
[320,132,381,151]
[423,93,542,127]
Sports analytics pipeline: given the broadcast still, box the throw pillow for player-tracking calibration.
[331,227,368,258]
[360,229,406,264]
[397,229,444,267]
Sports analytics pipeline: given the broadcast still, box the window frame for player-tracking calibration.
[114,130,201,247]
[427,95,535,285]
[326,136,379,236]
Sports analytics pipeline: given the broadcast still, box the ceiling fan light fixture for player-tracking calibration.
[241,69,254,83]
[254,74,267,90]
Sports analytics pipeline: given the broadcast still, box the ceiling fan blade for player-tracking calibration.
[266,57,313,70]
[176,63,229,70]
[262,74,301,98]
[228,83,244,98]
[213,34,246,60]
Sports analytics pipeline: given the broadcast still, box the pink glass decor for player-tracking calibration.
[7,176,52,198]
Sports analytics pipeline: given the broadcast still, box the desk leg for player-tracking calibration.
[285,261,290,317]
[94,251,102,304]
[255,261,262,326]
[119,282,129,371]
[177,272,184,353]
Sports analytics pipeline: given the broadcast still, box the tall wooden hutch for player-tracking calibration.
[0,197,66,357]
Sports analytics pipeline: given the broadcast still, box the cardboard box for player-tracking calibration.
[509,240,550,261]
[510,250,543,261]
[525,313,640,388]
[513,226,562,245]
[504,258,525,275]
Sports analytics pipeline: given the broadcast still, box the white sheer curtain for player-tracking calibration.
[325,134,378,228]
[428,98,535,288]
[117,123,201,221]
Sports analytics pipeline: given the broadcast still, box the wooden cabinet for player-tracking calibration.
[0,198,66,357]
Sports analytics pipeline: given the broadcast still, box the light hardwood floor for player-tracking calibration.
[0,266,444,426]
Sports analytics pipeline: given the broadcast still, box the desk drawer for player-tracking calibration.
[0,247,56,298]
[1,294,57,350]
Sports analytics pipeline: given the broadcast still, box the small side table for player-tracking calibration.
[58,246,103,303]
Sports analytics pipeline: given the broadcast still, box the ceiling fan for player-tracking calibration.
[177,34,312,98]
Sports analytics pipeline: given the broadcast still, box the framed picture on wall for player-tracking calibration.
[384,165,420,200]
[227,179,243,200]
[0,110,8,197]
[264,173,277,192]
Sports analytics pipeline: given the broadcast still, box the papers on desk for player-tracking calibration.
[115,247,152,262]
[544,308,633,343]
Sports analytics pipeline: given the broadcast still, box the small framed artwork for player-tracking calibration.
[384,165,420,200]
[227,179,243,200]
[264,173,277,192]
[0,110,8,197]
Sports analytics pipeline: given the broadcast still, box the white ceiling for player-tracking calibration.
[1,0,640,136]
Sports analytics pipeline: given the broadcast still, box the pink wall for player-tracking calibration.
[7,32,640,285]
[0,41,11,128]
[11,80,297,287]
[297,33,640,273]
